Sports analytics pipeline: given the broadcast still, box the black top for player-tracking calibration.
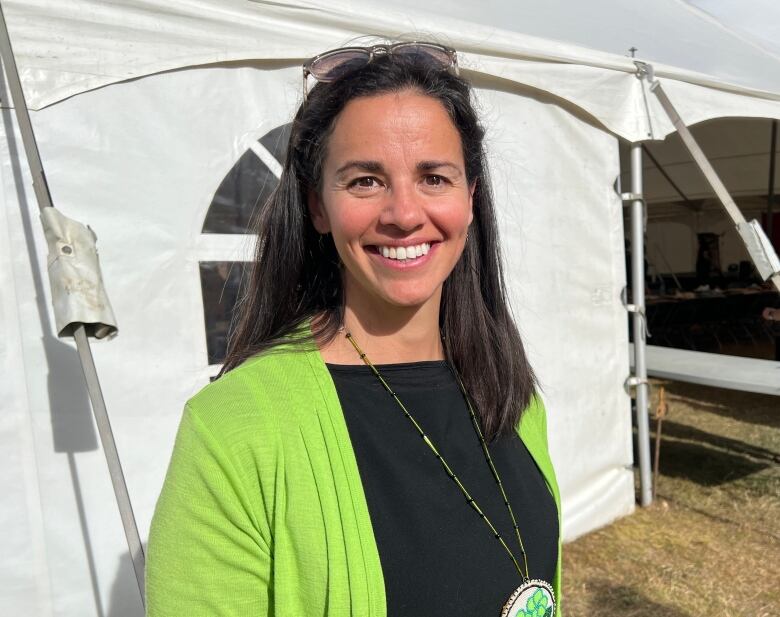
[327,361,558,617]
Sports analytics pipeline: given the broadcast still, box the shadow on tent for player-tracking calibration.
[107,550,145,617]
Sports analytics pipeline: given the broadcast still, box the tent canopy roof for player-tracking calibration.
[384,0,780,95]
[5,0,780,141]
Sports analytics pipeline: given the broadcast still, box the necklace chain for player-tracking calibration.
[344,330,530,583]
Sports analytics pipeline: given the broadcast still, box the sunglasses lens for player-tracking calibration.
[393,44,452,68]
[309,50,370,81]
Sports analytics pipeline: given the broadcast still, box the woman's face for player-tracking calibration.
[308,90,474,317]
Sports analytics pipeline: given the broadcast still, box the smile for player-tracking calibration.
[365,242,438,267]
[377,242,431,260]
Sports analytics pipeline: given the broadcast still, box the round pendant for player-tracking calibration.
[500,579,555,617]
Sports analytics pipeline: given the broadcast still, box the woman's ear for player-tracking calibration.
[307,189,331,234]
[468,179,477,225]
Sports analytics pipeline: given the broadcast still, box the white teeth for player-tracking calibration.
[377,242,431,261]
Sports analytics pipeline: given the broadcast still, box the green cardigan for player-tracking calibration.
[146,344,563,616]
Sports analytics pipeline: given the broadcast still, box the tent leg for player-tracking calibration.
[630,144,653,507]
[768,120,777,245]
[74,326,146,605]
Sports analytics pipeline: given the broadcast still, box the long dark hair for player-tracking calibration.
[221,52,537,440]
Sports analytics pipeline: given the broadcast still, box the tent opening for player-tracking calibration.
[619,117,780,363]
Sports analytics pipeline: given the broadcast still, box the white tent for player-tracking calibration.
[2,1,779,615]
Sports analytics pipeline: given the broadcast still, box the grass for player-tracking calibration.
[562,379,780,616]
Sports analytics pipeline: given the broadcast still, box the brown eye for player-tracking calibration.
[349,176,380,190]
[425,175,444,186]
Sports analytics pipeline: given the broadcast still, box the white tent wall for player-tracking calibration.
[0,114,53,616]
[470,77,633,539]
[0,108,145,615]
[1,58,633,614]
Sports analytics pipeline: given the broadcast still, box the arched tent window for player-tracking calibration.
[199,123,291,365]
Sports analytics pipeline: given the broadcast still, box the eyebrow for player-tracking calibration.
[335,160,383,177]
[416,160,462,174]
[334,160,463,177]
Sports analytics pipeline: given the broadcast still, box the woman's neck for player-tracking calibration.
[317,292,445,365]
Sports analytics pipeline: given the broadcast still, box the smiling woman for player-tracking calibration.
[146,41,562,617]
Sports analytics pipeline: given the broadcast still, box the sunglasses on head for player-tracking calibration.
[302,42,458,102]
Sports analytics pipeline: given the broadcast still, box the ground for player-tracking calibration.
[562,379,780,616]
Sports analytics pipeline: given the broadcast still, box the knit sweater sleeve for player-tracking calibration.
[145,402,273,616]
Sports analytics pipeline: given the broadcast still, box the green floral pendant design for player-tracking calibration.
[500,580,555,617]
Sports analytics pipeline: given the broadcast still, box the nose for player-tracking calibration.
[378,180,425,231]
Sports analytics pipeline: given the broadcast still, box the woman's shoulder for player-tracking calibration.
[517,393,549,443]
[185,344,323,440]
[517,393,561,508]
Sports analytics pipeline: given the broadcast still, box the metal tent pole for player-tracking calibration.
[0,2,145,605]
[629,144,653,507]
[768,120,777,245]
